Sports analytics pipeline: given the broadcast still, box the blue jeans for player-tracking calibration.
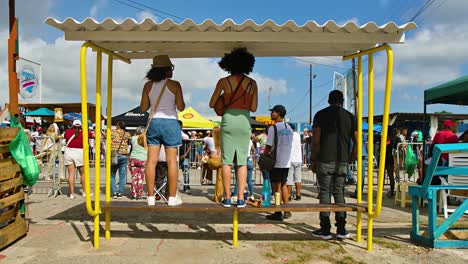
[317,162,348,231]
[354,157,368,194]
[233,158,254,196]
[111,155,128,194]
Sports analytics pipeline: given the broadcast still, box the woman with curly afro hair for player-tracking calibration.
[209,47,258,208]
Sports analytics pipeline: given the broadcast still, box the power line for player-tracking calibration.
[289,57,348,70]
[288,79,334,114]
[124,0,184,21]
[111,0,174,21]
[409,0,437,22]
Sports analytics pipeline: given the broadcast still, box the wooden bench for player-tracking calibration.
[101,202,367,247]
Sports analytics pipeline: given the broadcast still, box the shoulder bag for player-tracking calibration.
[214,75,246,116]
[138,80,167,149]
[111,131,125,166]
[258,125,278,172]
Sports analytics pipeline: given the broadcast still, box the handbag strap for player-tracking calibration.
[271,124,278,159]
[116,130,125,153]
[144,80,168,133]
[65,134,76,148]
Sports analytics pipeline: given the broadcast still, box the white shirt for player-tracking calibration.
[203,137,216,154]
[266,122,293,168]
[148,80,177,119]
[289,132,302,163]
[247,140,253,158]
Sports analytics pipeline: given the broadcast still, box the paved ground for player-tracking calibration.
[1,168,467,264]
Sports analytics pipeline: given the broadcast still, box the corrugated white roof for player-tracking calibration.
[45,18,416,59]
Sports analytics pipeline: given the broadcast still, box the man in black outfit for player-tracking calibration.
[310,90,357,240]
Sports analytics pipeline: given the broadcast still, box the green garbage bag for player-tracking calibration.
[8,116,39,186]
[404,144,418,177]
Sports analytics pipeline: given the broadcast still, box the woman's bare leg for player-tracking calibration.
[236,165,247,201]
[165,147,179,197]
[145,145,160,197]
[67,164,76,195]
[222,164,232,199]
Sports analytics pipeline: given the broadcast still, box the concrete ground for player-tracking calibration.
[1,168,468,264]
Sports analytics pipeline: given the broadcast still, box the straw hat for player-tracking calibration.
[152,55,174,68]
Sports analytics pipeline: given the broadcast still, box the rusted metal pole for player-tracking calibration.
[8,0,20,116]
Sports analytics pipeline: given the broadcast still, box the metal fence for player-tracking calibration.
[32,136,65,197]
[395,142,424,183]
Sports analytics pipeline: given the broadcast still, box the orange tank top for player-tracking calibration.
[226,76,253,111]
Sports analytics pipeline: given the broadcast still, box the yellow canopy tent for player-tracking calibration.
[178,106,215,129]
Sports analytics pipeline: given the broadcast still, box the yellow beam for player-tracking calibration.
[367,53,374,251]
[233,210,239,248]
[86,41,131,64]
[368,46,393,220]
[342,44,389,61]
[356,56,363,243]
[80,43,100,218]
[105,54,113,240]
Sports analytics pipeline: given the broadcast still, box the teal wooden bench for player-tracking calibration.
[409,143,468,248]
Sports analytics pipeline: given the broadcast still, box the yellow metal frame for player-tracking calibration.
[80,41,131,248]
[343,44,394,251]
[79,40,392,251]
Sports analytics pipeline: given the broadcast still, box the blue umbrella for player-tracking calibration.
[362,122,382,133]
[63,112,92,126]
[23,107,55,117]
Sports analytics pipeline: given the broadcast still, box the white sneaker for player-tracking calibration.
[82,192,94,198]
[147,196,155,206]
[168,196,183,206]
[69,193,76,199]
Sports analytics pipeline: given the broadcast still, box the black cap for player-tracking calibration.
[328,90,344,104]
[269,105,287,115]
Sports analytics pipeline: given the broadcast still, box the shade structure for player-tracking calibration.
[111,106,148,127]
[424,74,468,105]
[45,18,415,59]
[362,122,382,133]
[178,107,215,129]
[63,112,92,125]
[22,107,54,117]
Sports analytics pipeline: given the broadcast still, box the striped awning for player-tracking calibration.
[45,18,416,59]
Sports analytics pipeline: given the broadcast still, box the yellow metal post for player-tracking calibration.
[233,210,239,248]
[367,54,374,251]
[105,54,113,240]
[356,56,363,243]
[370,46,393,219]
[94,50,103,249]
[80,42,101,249]
[343,44,394,251]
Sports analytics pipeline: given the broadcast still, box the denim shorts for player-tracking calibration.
[146,118,182,147]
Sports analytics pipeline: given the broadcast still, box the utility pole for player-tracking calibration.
[308,64,316,124]
[309,64,312,124]
[8,0,20,115]
[267,86,272,109]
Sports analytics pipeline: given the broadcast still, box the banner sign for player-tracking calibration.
[54,108,63,122]
[17,59,41,103]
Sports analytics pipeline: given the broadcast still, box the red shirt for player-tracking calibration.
[432,129,459,160]
[64,128,94,149]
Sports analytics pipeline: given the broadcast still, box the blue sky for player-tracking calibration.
[1,0,467,121]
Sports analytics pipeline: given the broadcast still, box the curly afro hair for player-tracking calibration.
[218,47,255,75]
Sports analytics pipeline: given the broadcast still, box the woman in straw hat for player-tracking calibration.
[140,55,185,206]
[209,47,258,208]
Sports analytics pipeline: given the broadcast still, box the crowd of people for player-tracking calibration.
[21,46,468,241]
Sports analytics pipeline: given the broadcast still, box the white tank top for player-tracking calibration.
[148,80,177,119]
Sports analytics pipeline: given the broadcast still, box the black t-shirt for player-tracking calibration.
[313,105,356,163]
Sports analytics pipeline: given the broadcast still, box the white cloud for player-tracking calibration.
[0,32,289,116]
[136,11,159,22]
[88,0,108,19]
